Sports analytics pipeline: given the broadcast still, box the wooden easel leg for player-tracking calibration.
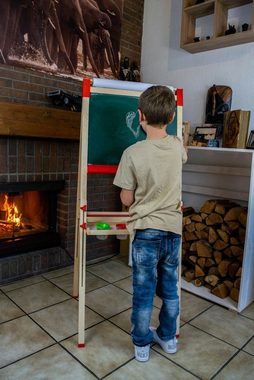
[73,164,81,298]
[78,228,86,347]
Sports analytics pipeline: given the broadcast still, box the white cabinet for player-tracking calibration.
[182,147,254,312]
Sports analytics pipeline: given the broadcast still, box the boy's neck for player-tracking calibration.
[146,124,168,140]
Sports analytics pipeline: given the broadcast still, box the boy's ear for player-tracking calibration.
[138,109,144,123]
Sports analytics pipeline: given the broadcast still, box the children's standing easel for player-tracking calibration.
[73,78,183,347]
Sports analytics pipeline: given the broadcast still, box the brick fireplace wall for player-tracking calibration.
[0,1,144,281]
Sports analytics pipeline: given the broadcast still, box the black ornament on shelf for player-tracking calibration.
[242,23,249,32]
[225,24,236,35]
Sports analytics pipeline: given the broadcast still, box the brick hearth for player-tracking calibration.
[0,135,122,283]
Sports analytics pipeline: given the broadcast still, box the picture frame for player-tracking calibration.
[193,125,220,142]
[246,130,254,149]
[223,110,250,149]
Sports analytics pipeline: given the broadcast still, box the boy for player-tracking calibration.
[113,85,187,362]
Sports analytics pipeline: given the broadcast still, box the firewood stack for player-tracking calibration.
[182,200,247,303]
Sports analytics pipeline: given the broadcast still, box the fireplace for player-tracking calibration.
[0,181,65,257]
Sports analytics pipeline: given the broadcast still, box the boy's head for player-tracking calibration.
[138,85,176,127]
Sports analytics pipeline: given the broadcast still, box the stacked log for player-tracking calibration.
[182,200,247,303]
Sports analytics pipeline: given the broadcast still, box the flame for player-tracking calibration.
[3,195,23,227]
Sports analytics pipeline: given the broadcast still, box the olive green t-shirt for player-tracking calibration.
[113,135,187,237]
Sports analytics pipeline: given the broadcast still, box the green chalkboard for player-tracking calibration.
[88,92,177,165]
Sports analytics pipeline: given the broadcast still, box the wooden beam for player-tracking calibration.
[0,102,80,140]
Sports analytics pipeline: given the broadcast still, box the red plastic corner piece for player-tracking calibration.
[78,343,86,348]
[176,88,183,106]
[116,223,126,230]
[176,334,180,339]
[80,205,87,211]
[80,223,87,229]
[82,79,91,98]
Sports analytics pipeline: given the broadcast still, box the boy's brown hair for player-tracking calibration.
[138,85,176,126]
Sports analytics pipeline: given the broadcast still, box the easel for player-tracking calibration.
[73,78,183,347]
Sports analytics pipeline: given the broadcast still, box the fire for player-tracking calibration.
[3,195,23,227]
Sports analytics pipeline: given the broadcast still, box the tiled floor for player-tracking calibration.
[0,253,254,380]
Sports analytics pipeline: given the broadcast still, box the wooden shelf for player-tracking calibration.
[184,0,215,17]
[86,211,130,236]
[181,0,254,52]
[87,227,129,236]
[182,278,238,311]
[182,148,254,312]
[0,102,80,140]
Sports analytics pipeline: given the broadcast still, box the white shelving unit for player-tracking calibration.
[182,146,254,312]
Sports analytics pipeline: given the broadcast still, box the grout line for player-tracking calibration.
[240,334,254,354]
[181,303,215,324]
[0,277,47,293]
[100,357,135,379]
[209,349,241,380]
[186,322,245,350]
[150,346,201,379]
[0,343,57,371]
[59,342,100,380]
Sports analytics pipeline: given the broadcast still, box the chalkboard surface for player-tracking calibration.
[88,92,177,165]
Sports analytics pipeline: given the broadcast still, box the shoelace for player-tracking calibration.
[137,347,149,358]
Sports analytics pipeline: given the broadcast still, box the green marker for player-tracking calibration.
[96,222,111,230]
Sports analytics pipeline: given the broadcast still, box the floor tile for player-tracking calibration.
[85,271,109,292]
[190,305,254,348]
[114,276,132,294]
[153,324,237,380]
[87,260,131,283]
[154,295,162,308]
[50,271,109,296]
[49,272,74,295]
[0,275,45,292]
[214,351,254,380]
[104,350,198,380]
[7,281,71,313]
[243,337,254,356]
[42,265,73,279]
[0,315,54,368]
[113,254,130,266]
[241,302,254,320]
[0,293,24,323]
[30,299,103,341]
[0,344,97,380]
[180,290,212,322]
[61,321,133,378]
[85,284,132,318]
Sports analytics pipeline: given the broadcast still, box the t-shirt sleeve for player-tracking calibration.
[113,150,136,190]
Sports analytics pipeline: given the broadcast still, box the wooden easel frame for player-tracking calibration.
[73,79,183,346]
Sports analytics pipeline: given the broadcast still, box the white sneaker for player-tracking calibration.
[150,327,177,354]
[134,344,150,362]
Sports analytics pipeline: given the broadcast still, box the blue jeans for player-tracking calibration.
[131,229,181,347]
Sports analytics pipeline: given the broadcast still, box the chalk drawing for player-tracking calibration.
[126,111,140,138]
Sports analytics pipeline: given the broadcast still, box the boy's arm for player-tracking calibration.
[120,189,134,207]
[113,150,136,206]
[182,142,188,163]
